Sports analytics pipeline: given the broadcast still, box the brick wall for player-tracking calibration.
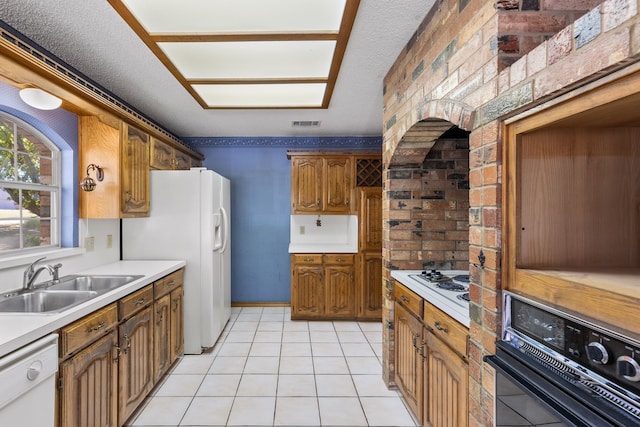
[382,0,640,425]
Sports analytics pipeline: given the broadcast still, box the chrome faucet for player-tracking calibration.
[23,257,62,290]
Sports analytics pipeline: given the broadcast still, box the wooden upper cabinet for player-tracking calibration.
[79,116,149,218]
[150,137,192,170]
[290,155,353,214]
[121,123,150,217]
[291,157,323,213]
[324,157,352,213]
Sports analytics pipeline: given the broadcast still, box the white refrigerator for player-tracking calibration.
[122,168,231,354]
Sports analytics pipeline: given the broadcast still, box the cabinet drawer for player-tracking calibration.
[61,303,118,357]
[394,281,422,319]
[120,285,153,319]
[292,254,323,264]
[324,254,354,265]
[154,269,184,298]
[423,302,468,358]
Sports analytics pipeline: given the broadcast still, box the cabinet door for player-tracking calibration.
[174,150,192,170]
[119,306,154,425]
[325,264,356,318]
[324,157,353,213]
[170,286,184,363]
[394,302,424,423]
[121,123,149,217]
[291,157,323,212]
[358,187,382,251]
[153,294,171,382]
[359,252,382,319]
[423,331,468,427]
[291,264,324,318]
[149,137,173,170]
[59,331,119,427]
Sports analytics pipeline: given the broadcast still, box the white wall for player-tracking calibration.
[0,219,120,293]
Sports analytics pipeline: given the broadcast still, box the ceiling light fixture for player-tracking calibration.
[18,87,63,110]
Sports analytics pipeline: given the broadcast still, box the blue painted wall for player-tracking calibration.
[188,137,381,303]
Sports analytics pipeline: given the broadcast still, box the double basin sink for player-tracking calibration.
[0,275,143,314]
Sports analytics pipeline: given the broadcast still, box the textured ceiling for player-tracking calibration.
[0,1,433,138]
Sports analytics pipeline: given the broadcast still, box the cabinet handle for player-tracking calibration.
[113,345,121,363]
[87,321,105,333]
[167,280,175,286]
[434,321,449,334]
[172,298,180,310]
[303,258,314,262]
[124,334,131,350]
[416,343,426,361]
[346,198,350,206]
[400,295,409,303]
[134,298,146,306]
[411,332,420,349]
[337,258,344,262]
[157,310,164,321]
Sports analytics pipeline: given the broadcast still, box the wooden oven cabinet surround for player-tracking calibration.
[503,70,640,336]
[57,269,184,427]
[393,281,469,427]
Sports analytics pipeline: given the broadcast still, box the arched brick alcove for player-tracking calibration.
[381,100,475,393]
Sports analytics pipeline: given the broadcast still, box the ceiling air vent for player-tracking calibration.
[292,120,321,127]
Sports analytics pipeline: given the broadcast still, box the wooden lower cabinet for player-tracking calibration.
[59,331,119,427]
[153,294,171,382]
[423,330,468,427]
[291,254,355,319]
[394,302,424,423]
[325,264,355,317]
[358,251,382,319]
[118,306,154,424]
[57,269,184,427]
[393,280,469,427]
[170,287,184,362]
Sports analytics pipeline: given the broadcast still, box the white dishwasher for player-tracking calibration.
[0,334,58,427]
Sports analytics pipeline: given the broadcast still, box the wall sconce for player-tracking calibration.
[19,87,62,110]
[80,164,104,192]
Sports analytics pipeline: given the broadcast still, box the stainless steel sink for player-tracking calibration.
[47,274,143,293]
[0,274,144,314]
[0,290,98,313]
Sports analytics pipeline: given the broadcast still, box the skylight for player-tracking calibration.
[108,0,360,109]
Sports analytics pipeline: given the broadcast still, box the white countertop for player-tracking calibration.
[391,270,470,328]
[288,243,357,253]
[0,260,185,358]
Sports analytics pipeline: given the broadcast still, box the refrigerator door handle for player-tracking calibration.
[212,213,222,251]
[220,206,229,253]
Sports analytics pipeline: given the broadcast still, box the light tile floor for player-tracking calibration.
[126,306,418,427]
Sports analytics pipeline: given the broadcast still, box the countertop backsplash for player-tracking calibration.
[288,214,358,253]
[0,218,120,294]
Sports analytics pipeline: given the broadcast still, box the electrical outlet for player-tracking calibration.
[106,234,113,249]
[85,236,94,252]
[299,226,305,235]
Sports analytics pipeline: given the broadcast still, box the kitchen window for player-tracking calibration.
[0,111,60,254]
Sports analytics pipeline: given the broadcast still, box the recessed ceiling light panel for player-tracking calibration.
[193,83,326,108]
[159,41,336,79]
[121,0,347,33]
[109,0,360,109]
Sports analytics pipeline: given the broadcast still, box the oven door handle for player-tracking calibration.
[485,346,623,427]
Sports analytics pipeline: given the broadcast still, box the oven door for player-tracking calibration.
[485,342,640,427]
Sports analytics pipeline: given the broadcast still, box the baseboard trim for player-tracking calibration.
[231,302,291,307]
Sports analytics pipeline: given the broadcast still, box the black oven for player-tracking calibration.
[484,292,640,427]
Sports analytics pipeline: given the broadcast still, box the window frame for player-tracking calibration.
[0,110,62,255]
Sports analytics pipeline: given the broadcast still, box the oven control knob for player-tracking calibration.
[587,342,609,364]
[617,356,640,382]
